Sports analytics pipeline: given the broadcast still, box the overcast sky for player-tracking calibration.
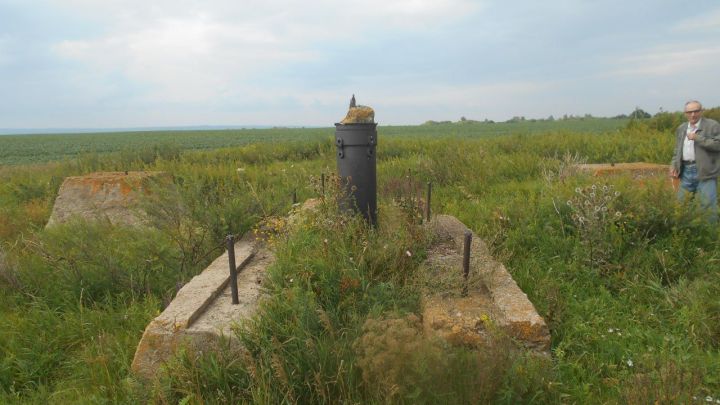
[1,0,719,128]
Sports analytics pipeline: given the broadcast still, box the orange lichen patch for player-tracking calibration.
[67,172,166,197]
[422,293,495,348]
[575,162,670,179]
[119,180,133,196]
[505,321,549,348]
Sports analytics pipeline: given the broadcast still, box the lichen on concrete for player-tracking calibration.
[420,215,551,351]
[46,171,172,227]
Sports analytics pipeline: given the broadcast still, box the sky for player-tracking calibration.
[0,0,719,129]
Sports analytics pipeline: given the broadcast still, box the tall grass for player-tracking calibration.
[1,121,719,403]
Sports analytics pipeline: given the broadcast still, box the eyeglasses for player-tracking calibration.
[685,109,702,114]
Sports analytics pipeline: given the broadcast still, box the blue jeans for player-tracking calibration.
[677,163,718,222]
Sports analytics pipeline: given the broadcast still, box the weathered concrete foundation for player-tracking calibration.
[421,215,551,351]
[47,171,172,227]
[575,162,671,181]
[131,233,271,380]
[131,207,550,380]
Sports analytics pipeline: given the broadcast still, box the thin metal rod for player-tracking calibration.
[462,230,472,297]
[425,181,432,221]
[293,190,297,205]
[321,173,325,197]
[227,234,239,305]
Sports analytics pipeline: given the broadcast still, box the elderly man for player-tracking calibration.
[670,100,720,221]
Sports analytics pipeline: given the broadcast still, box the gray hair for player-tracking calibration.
[685,100,703,110]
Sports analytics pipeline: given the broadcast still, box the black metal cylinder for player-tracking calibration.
[335,123,377,225]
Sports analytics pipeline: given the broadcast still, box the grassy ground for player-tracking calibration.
[1,119,718,403]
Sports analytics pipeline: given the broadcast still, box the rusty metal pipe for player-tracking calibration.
[426,181,432,221]
[462,230,472,297]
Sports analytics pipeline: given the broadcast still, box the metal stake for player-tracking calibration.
[227,234,239,305]
[462,230,472,297]
[425,181,432,221]
[293,190,297,205]
[321,173,325,197]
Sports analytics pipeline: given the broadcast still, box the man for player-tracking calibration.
[670,100,720,221]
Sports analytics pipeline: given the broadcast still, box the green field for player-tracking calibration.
[1,117,719,404]
[0,118,628,165]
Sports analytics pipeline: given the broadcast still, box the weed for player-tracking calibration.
[566,183,622,269]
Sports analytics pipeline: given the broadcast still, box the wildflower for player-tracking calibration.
[590,193,595,198]
[237,168,246,172]
[615,212,622,218]
[615,191,620,196]
[575,187,581,193]
[591,184,597,190]
[626,359,633,367]
[567,200,573,206]
[608,328,614,333]
[405,250,412,257]
[603,185,608,191]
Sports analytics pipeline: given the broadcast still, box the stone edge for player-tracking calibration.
[130,233,257,379]
[431,214,551,351]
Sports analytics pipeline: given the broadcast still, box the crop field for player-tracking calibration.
[1,116,719,404]
[0,118,628,165]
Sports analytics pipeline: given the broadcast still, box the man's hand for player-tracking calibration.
[670,167,679,178]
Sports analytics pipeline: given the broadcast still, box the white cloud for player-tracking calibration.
[671,7,720,34]
[9,0,718,127]
[51,0,483,105]
[606,45,720,77]
[53,14,318,103]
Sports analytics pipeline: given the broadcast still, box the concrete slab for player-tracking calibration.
[422,215,550,351]
[131,233,271,380]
